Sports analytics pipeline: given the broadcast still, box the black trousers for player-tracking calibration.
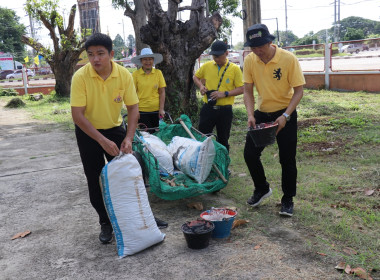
[244,109,298,201]
[198,104,233,151]
[75,125,126,225]
[138,111,159,133]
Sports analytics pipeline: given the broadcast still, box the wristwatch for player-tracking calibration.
[282,112,291,122]
[224,91,229,97]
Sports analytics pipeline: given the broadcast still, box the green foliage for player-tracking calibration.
[0,8,27,62]
[25,0,60,27]
[275,30,299,46]
[367,33,380,39]
[298,16,379,44]
[344,27,365,41]
[340,16,379,40]
[113,34,126,60]
[292,47,339,57]
[0,88,18,97]
[208,0,240,43]
[293,31,320,46]
[127,34,135,48]
[233,41,244,50]
[5,98,26,108]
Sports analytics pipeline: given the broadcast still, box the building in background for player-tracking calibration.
[77,0,101,35]
[0,53,23,71]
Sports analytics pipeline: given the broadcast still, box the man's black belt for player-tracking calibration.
[206,104,232,110]
[258,108,286,117]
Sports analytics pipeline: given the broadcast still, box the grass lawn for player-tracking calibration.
[1,88,379,272]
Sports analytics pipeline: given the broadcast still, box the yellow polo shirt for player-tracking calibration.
[243,45,305,112]
[132,68,166,112]
[195,59,243,106]
[70,61,138,129]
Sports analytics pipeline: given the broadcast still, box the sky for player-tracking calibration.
[3,0,380,48]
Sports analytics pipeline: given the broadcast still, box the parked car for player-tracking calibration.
[124,62,136,68]
[37,68,52,75]
[341,43,368,54]
[227,52,240,64]
[123,57,136,68]
[6,69,35,79]
[0,70,14,80]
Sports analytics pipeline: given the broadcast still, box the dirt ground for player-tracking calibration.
[0,100,351,280]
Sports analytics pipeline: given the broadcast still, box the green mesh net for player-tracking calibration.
[132,114,230,200]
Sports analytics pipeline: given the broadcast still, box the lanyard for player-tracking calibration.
[216,62,230,91]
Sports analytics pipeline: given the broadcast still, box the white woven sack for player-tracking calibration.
[167,136,215,184]
[140,132,174,175]
[100,153,165,258]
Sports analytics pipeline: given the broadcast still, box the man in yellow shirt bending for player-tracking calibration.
[70,34,168,245]
[243,24,305,217]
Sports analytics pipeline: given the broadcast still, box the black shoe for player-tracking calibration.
[279,201,294,217]
[99,223,113,244]
[155,217,168,229]
[247,188,272,207]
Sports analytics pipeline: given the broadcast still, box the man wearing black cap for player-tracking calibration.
[193,40,244,152]
[242,24,305,216]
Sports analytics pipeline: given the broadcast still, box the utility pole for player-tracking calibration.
[28,14,36,56]
[333,0,337,42]
[122,19,126,47]
[285,0,288,46]
[337,0,341,41]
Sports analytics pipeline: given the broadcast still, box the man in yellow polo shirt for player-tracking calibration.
[193,40,244,152]
[131,48,166,132]
[243,24,305,217]
[70,33,140,244]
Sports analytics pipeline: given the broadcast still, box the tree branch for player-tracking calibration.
[123,2,135,18]
[21,35,53,60]
[37,10,60,53]
[178,5,204,12]
[167,0,178,22]
[65,4,77,39]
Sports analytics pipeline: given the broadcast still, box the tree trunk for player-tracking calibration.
[131,15,148,52]
[242,0,261,43]
[52,52,78,97]
[139,0,222,119]
[123,0,149,53]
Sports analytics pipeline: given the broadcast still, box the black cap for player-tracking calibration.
[244,24,276,47]
[209,40,228,56]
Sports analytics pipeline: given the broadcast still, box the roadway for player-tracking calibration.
[299,49,380,72]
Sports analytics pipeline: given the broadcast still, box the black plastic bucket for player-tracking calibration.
[248,122,278,147]
[181,220,214,249]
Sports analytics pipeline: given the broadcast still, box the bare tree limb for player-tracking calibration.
[178,5,204,12]
[65,5,77,39]
[123,2,135,18]
[22,35,51,57]
[167,0,179,22]
[37,10,59,53]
